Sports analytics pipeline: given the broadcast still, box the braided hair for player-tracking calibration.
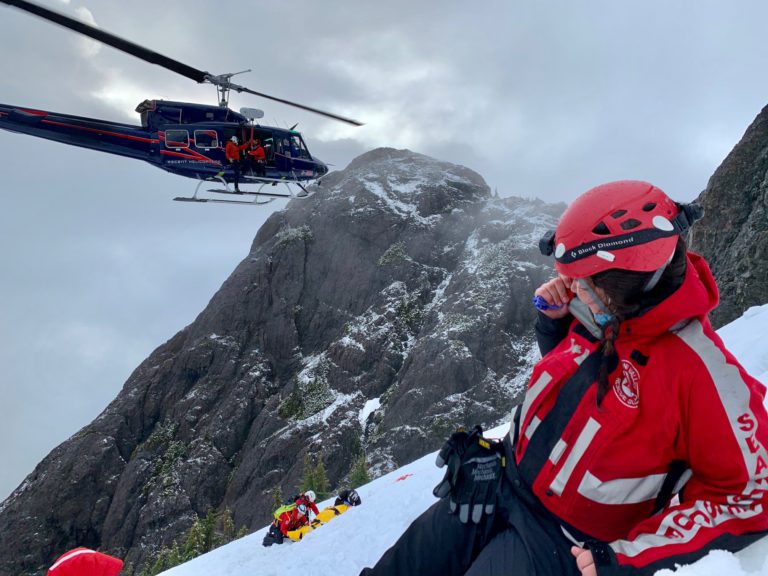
[590,236,688,406]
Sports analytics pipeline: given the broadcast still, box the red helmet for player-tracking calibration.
[539,181,702,278]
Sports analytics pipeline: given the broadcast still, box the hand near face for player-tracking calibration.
[534,277,573,319]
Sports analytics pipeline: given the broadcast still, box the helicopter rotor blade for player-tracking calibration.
[2,0,209,83]
[3,0,364,126]
[231,84,363,127]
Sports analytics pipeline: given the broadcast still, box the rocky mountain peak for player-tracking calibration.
[1,147,560,575]
[319,147,491,220]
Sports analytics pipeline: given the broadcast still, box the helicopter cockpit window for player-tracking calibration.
[165,130,189,149]
[194,130,218,150]
[290,135,311,159]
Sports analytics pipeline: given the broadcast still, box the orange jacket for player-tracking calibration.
[248,145,266,162]
[225,140,245,162]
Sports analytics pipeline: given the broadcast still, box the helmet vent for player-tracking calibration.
[620,218,642,231]
[642,202,657,212]
[611,209,627,218]
[592,222,611,235]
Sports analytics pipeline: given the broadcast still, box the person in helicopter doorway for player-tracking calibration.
[225,135,246,193]
[360,180,768,576]
[246,137,267,177]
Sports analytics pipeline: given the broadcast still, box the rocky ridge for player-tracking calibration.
[690,104,768,328]
[0,148,561,575]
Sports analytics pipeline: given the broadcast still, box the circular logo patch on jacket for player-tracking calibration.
[613,360,640,408]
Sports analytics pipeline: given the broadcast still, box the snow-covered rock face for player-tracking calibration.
[0,148,563,575]
[327,147,490,223]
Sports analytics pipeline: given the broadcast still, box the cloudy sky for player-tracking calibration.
[2,0,768,500]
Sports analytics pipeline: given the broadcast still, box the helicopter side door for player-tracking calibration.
[240,127,275,170]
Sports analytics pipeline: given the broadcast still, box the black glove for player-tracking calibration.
[432,425,505,524]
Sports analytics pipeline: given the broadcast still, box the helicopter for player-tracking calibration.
[0,0,362,205]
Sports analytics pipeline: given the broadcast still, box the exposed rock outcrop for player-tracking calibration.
[690,105,768,328]
[0,148,561,575]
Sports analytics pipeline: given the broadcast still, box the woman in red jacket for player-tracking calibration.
[362,181,768,576]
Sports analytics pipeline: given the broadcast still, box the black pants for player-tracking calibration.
[251,159,266,177]
[360,482,579,576]
[229,160,241,188]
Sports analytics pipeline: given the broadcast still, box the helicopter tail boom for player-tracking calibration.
[0,103,155,161]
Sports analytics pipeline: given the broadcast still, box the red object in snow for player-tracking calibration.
[47,547,123,576]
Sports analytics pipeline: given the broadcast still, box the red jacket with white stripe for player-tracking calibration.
[47,547,123,576]
[514,253,768,574]
[277,506,310,536]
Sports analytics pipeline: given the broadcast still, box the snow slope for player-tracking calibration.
[162,304,768,576]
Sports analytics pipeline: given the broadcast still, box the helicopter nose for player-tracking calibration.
[316,161,329,177]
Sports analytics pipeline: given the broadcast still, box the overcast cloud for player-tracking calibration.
[1,0,768,500]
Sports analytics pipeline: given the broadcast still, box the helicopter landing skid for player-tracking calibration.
[173,177,290,205]
[207,178,311,198]
[174,177,313,205]
[173,196,274,206]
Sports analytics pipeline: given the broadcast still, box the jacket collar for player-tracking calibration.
[619,252,719,340]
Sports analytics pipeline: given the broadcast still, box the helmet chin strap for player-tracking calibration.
[642,248,675,292]
[576,279,614,329]
[576,279,611,315]
[573,247,674,333]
